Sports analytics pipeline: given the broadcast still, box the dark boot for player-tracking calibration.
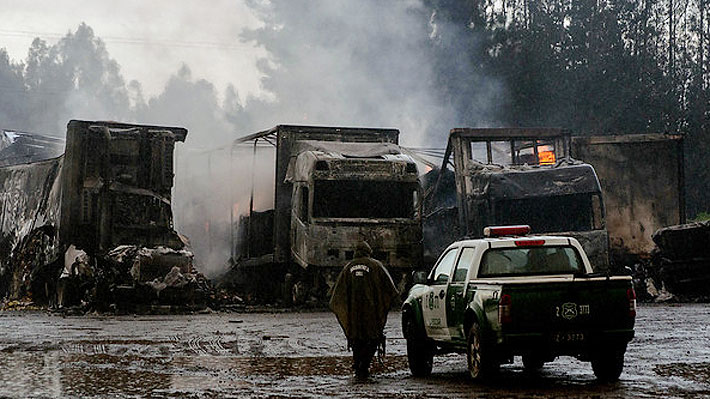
[352,339,378,380]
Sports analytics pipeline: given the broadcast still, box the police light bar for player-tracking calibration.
[483,225,531,237]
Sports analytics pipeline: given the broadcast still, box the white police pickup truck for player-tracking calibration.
[402,225,636,381]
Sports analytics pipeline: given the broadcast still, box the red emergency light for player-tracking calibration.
[483,225,531,237]
[514,239,546,247]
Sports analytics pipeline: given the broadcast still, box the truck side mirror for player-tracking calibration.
[412,271,428,285]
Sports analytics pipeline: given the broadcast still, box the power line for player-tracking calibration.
[0,29,254,50]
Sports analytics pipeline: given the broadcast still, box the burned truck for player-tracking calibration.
[0,120,206,310]
[426,128,609,269]
[60,120,186,252]
[229,125,422,303]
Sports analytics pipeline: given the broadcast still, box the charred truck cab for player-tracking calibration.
[232,125,422,303]
[288,140,421,270]
[435,128,609,269]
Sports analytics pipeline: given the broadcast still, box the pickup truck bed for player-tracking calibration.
[475,276,634,353]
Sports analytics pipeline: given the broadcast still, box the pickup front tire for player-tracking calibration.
[403,312,434,377]
[591,348,625,382]
[466,321,498,380]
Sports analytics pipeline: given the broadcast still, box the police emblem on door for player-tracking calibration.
[561,302,577,320]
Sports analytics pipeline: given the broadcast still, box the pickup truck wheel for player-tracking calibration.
[403,314,433,377]
[466,322,497,380]
[591,350,625,382]
[522,355,545,372]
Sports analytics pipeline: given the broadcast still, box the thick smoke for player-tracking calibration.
[0,2,502,276]
[236,0,491,146]
[179,0,503,276]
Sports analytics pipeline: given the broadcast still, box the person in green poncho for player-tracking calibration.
[329,240,399,380]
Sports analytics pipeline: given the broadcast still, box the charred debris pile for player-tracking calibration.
[0,121,213,313]
[638,221,710,302]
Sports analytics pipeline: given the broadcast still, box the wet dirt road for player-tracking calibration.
[0,303,708,398]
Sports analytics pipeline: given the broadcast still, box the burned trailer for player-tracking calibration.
[427,128,609,269]
[571,134,686,264]
[0,128,66,303]
[230,125,423,303]
[1,120,206,310]
[0,157,63,303]
[59,120,186,252]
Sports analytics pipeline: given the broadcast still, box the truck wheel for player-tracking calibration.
[403,313,433,377]
[591,349,625,382]
[522,355,545,372]
[466,321,497,380]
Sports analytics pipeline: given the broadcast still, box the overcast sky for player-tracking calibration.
[1,0,267,100]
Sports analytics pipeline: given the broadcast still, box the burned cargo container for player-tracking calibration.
[230,125,422,303]
[0,120,203,310]
[571,134,686,264]
[427,128,609,269]
[0,157,63,302]
[59,120,186,252]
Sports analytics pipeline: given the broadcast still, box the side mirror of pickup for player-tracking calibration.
[412,271,428,285]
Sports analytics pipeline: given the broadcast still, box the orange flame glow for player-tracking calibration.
[538,150,556,165]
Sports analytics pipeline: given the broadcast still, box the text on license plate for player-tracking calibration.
[552,332,585,343]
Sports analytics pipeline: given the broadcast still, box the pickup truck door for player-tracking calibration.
[422,248,458,340]
[446,247,476,341]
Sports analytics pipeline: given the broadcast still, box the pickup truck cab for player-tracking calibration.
[402,225,636,382]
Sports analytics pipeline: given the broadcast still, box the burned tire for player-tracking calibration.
[403,312,433,377]
[522,354,545,372]
[591,349,625,382]
[466,321,497,380]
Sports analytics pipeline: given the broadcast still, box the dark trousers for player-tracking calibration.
[351,339,379,379]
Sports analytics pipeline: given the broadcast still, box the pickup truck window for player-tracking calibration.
[431,249,457,284]
[452,247,475,282]
[478,246,583,277]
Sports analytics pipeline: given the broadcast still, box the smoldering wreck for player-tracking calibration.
[222,125,423,305]
[0,120,210,312]
[420,128,703,302]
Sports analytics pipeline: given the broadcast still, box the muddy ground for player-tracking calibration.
[0,304,708,398]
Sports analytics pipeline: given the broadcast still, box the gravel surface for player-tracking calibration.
[0,303,708,398]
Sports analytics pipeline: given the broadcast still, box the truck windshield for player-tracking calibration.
[478,246,584,277]
[494,193,600,233]
[313,180,417,219]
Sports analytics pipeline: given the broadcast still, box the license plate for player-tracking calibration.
[552,331,585,343]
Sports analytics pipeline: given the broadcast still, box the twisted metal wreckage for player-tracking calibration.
[0,120,209,311]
